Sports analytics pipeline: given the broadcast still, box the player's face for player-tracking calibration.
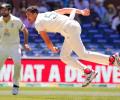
[0,8,10,17]
[26,11,36,24]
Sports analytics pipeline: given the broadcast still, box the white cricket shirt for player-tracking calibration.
[34,11,69,33]
[0,14,25,45]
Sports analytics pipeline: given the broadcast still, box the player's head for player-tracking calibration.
[0,3,12,17]
[26,6,39,23]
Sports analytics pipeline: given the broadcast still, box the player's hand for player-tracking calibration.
[81,9,90,16]
[50,46,59,53]
[24,44,31,51]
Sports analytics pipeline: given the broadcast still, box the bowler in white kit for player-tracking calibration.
[26,6,120,87]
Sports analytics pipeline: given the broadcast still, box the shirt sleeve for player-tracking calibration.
[35,22,45,33]
[17,19,25,31]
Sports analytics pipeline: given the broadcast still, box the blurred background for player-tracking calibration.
[0,0,119,58]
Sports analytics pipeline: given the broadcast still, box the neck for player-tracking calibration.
[34,14,38,21]
[3,15,11,23]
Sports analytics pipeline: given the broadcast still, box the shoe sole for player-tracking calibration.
[82,72,98,87]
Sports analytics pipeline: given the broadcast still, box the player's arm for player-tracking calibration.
[22,27,29,44]
[22,27,31,51]
[18,19,31,51]
[54,8,90,16]
[39,31,59,53]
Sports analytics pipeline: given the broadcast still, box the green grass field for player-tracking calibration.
[0,87,120,100]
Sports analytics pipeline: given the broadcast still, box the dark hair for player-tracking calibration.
[0,3,12,10]
[26,6,39,14]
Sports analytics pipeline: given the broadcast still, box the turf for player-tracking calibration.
[0,87,120,100]
[1,87,120,92]
[0,95,120,100]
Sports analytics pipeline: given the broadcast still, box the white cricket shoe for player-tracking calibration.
[82,71,98,87]
[12,85,19,95]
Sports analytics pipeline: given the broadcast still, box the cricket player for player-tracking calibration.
[26,6,120,87]
[0,3,31,95]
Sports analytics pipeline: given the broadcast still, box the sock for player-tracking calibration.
[84,68,92,74]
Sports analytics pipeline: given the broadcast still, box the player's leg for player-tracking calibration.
[60,38,89,74]
[0,47,7,70]
[62,36,98,87]
[62,20,99,87]
[63,20,119,86]
[64,20,110,66]
[10,45,21,95]
[12,57,21,87]
[69,35,110,65]
[60,27,98,77]
[67,30,120,67]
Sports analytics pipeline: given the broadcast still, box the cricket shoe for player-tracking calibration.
[12,84,19,95]
[82,71,98,87]
[109,52,120,68]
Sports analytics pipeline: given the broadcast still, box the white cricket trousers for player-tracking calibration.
[0,44,21,86]
[60,20,110,73]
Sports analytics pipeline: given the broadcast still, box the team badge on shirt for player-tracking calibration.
[4,28,10,36]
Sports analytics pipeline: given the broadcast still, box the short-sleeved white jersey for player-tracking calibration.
[0,14,25,44]
[34,11,69,33]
